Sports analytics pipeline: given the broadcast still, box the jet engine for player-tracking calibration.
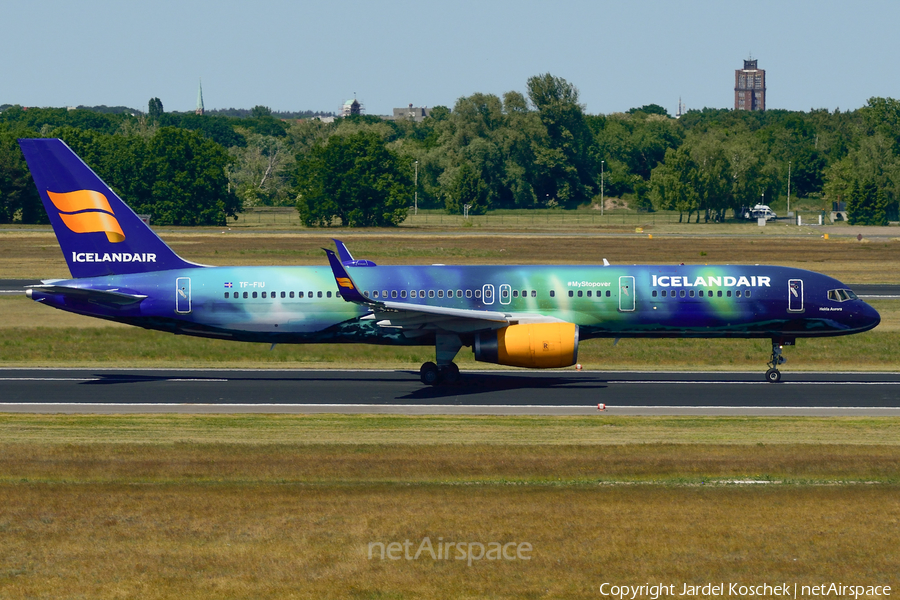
[474,323,579,368]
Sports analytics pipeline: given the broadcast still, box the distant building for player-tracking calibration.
[391,104,430,122]
[341,98,363,117]
[675,97,686,119]
[196,78,204,115]
[734,59,765,111]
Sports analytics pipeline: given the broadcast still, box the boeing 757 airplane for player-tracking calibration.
[18,138,880,385]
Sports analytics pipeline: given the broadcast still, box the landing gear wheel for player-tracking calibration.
[420,362,440,385]
[440,362,460,384]
[765,368,781,383]
[765,341,786,383]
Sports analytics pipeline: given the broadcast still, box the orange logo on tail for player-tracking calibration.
[336,277,354,289]
[47,190,125,243]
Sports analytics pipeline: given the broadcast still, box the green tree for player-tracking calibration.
[847,180,888,226]
[0,130,45,223]
[148,98,163,119]
[526,73,595,208]
[295,131,411,227]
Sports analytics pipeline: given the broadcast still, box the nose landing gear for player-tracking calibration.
[765,341,787,383]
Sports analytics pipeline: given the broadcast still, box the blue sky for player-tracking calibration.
[4,0,898,116]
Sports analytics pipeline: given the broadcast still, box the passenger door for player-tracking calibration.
[618,276,635,312]
[175,277,192,314]
[787,279,803,312]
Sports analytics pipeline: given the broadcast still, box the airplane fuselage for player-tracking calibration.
[29,263,880,347]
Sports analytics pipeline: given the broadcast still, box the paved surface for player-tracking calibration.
[2,369,900,415]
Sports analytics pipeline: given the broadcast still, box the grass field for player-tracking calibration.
[1,295,897,370]
[0,415,898,599]
[2,229,899,597]
[3,229,900,282]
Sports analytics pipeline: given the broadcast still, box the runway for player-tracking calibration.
[2,369,900,415]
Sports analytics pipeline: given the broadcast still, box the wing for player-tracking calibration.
[323,247,562,336]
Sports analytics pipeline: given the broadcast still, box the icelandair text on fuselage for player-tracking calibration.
[652,275,771,288]
[598,582,890,599]
[72,252,156,263]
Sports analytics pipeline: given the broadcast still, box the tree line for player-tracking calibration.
[2,75,900,226]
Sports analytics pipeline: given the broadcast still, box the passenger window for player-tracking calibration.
[698,290,704,297]
[400,290,407,298]
[317,291,323,298]
[391,290,398,298]
[661,290,667,297]
[382,290,388,298]
[746,290,751,298]
[420,290,425,298]
[457,290,463,298]
[550,290,556,298]
[513,290,519,298]
[327,291,332,298]
[577,290,583,297]
[726,291,732,297]
[429,290,435,298]
[475,290,481,299]
[568,291,574,297]
[438,290,444,298]
[587,290,592,297]
[364,291,369,298]
[261,292,267,298]
[409,290,416,298]
[243,292,248,299]
[736,291,741,298]
[297,292,303,298]
[717,290,722,297]
[281,292,285,298]
[373,291,379,298]
[652,290,657,297]
[679,290,685,298]
[252,292,258,299]
[605,290,610,297]
[466,290,473,298]
[290,291,295,298]
[689,290,694,298]
[308,291,313,298]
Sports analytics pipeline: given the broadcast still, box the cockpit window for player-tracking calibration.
[828,289,858,302]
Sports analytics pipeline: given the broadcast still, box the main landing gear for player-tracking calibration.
[420,333,463,385]
[765,340,787,383]
[419,361,460,385]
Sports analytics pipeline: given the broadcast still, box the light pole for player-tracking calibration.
[414,160,419,216]
[600,160,605,217]
[787,160,791,217]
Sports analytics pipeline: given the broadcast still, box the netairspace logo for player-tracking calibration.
[368,537,532,567]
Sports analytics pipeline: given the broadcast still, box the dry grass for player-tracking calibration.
[1,414,899,446]
[3,230,900,282]
[1,484,898,599]
[1,417,898,598]
[2,442,900,484]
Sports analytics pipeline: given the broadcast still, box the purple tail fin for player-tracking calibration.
[18,138,203,278]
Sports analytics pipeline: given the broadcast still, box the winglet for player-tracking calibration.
[324,248,377,305]
[332,238,377,267]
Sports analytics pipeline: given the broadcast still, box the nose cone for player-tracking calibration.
[857,301,881,332]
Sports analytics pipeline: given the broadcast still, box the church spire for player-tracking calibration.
[195,78,204,115]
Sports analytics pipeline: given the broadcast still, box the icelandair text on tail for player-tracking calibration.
[72,252,156,263]
[598,582,890,599]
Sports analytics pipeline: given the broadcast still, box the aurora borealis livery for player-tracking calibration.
[19,138,881,385]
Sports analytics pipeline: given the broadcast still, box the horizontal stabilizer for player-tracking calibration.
[26,284,147,308]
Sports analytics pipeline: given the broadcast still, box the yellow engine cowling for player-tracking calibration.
[474,323,579,368]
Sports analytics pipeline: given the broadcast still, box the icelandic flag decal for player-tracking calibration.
[224,282,233,288]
